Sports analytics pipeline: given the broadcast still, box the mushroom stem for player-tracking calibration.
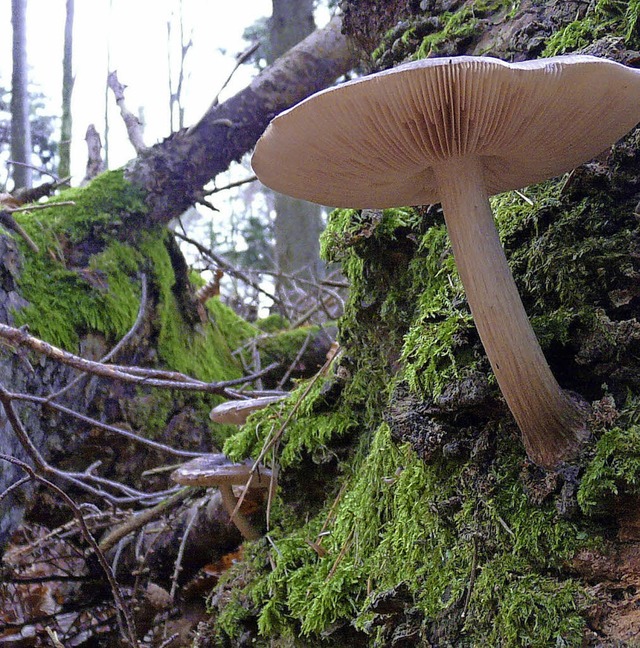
[434,157,587,468]
[218,484,262,541]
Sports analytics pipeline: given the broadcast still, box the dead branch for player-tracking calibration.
[174,230,284,309]
[83,124,105,184]
[12,392,203,459]
[107,70,147,154]
[209,41,261,109]
[206,174,257,195]
[98,488,191,554]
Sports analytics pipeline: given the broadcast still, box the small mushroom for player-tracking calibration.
[252,55,640,468]
[210,395,286,425]
[171,454,272,540]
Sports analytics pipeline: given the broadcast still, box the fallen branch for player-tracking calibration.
[0,452,139,647]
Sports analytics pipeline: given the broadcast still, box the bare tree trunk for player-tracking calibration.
[10,0,32,189]
[59,0,74,180]
[269,0,326,306]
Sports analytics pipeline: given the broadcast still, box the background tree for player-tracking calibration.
[269,0,326,309]
[167,0,192,132]
[58,0,74,180]
[10,0,32,189]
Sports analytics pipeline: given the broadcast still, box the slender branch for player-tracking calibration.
[98,488,191,553]
[107,70,146,154]
[199,41,260,112]
[277,330,312,389]
[206,174,257,195]
[11,391,202,459]
[169,497,202,602]
[173,230,284,308]
[0,384,180,506]
[0,321,278,395]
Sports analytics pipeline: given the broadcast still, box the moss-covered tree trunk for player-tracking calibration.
[191,1,640,646]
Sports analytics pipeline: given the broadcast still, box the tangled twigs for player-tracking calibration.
[98,488,191,553]
[0,321,278,395]
[0,452,140,647]
[0,383,178,506]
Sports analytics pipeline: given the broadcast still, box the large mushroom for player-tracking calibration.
[251,55,640,468]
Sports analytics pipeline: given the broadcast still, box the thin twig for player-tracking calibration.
[0,475,31,503]
[0,383,181,506]
[276,329,312,389]
[0,321,278,395]
[206,175,257,195]
[169,498,203,603]
[173,231,284,309]
[326,527,355,580]
[9,391,203,459]
[191,41,260,124]
[98,488,191,553]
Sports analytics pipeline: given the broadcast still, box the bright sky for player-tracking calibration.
[0,0,273,182]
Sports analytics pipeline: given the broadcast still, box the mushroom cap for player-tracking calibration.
[252,55,640,208]
[210,395,286,425]
[171,454,272,488]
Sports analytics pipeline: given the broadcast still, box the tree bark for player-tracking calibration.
[10,0,32,189]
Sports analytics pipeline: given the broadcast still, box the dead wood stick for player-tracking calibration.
[108,70,147,154]
[99,488,191,553]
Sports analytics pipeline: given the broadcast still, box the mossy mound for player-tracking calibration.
[205,37,640,648]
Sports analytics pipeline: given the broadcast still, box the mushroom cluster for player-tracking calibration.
[251,55,640,468]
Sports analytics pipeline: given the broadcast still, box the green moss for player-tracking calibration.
[18,169,147,245]
[543,0,639,56]
[230,424,586,645]
[413,0,518,59]
[224,372,357,470]
[578,423,640,515]
[206,297,258,352]
[213,153,640,643]
[415,7,478,58]
[256,314,290,333]
[9,172,259,448]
